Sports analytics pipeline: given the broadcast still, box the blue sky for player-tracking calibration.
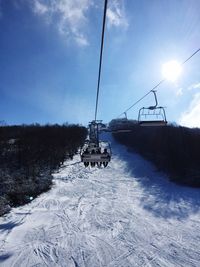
[0,0,200,127]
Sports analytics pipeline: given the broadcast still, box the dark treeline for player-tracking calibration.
[0,124,87,215]
[113,125,200,187]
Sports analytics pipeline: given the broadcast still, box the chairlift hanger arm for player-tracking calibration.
[148,90,158,109]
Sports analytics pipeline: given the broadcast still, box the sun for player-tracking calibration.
[162,60,182,82]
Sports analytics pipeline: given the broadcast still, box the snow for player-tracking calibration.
[0,133,200,266]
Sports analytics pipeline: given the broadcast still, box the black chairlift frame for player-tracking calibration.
[81,141,111,163]
[138,91,167,126]
[88,120,102,145]
[81,120,111,167]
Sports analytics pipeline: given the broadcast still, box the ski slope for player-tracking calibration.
[0,133,200,267]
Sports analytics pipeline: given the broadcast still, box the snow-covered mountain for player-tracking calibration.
[0,133,200,267]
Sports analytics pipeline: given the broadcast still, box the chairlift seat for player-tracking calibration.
[113,129,132,133]
[137,91,168,127]
[139,120,167,127]
[81,139,111,166]
[81,153,110,163]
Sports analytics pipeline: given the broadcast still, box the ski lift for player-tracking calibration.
[109,113,134,133]
[80,120,111,167]
[138,90,167,126]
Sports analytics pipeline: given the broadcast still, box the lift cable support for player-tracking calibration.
[117,47,200,122]
[81,0,111,168]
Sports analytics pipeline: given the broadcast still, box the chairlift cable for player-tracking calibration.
[182,48,200,65]
[117,47,200,118]
[94,0,108,122]
[118,79,165,117]
[81,0,111,168]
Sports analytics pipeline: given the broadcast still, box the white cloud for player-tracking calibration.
[12,0,128,45]
[34,0,48,15]
[107,0,128,29]
[31,0,93,46]
[74,32,88,46]
[179,92,200,128]
[176,88,183,97]
[30,0,128,45]
[188,82,200,90]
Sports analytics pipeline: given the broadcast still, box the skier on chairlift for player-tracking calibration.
[90,149,96,167]
[103,148,109,167]
[83,148,90,167]
[97,148,102,167]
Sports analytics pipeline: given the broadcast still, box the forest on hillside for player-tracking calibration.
[0,124,87,216]
[113,124,200,187]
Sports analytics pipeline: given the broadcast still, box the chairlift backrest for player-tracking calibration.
[81,140,111,167]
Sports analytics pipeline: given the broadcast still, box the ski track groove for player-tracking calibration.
[0,133,200,266]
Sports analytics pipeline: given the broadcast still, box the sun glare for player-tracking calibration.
[162,60,182,82]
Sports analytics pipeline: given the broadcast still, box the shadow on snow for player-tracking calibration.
[0,221,23,232]
[0,253,13,262]
[104,132,200,220]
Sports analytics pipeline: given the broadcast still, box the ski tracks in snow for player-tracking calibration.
[0,134,200,266]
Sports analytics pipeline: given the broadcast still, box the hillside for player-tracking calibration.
[113,124,200,187]
[0,124,87,215]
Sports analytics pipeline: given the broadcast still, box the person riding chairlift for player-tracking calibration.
[90,149,96,167]
[102,148,109,167]
[96,148,102,167]
[83,148,89,167]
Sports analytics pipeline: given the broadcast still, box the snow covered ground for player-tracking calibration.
[0,133,200,267]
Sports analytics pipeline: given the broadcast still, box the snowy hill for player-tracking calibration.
[0,133,200,267]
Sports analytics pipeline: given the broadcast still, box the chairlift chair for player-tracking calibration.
[138,91,167,126]
[81,120,111,167]
[81,141,111,167]
[109,113,133,133]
